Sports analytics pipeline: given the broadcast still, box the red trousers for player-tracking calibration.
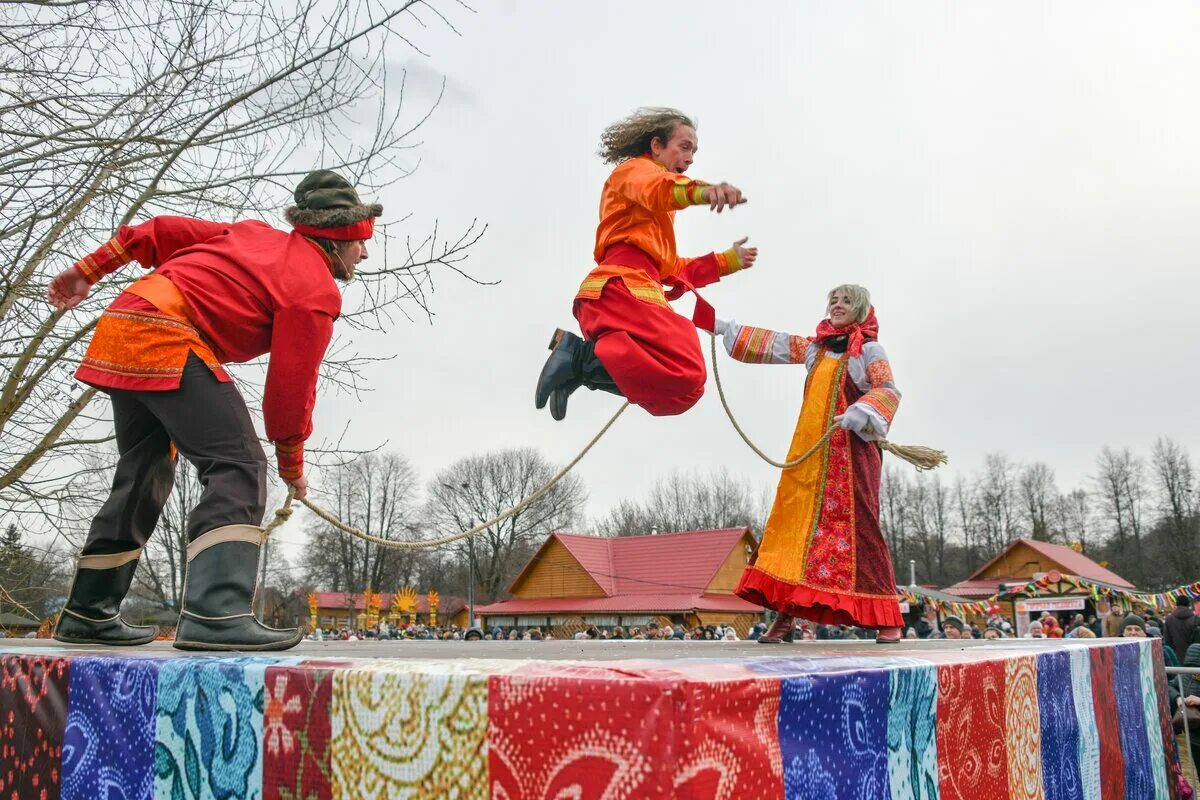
[574,279,706,416]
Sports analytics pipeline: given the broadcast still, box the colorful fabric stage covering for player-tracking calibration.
[0,638,1181,799]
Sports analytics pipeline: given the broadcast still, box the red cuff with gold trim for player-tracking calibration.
[74,237,133,285]
[275,440,305,480]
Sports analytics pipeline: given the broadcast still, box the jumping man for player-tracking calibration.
[534,107,757,420]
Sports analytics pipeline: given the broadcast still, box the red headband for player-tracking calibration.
[292,217,375,241]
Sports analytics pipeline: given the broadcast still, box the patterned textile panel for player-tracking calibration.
[0,640,1181,800]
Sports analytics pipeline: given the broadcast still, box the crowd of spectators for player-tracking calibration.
[302,598,1196,650]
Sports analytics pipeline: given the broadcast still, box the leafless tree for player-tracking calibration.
[425,448,587,602]
[909,473,953,586]
[0,0,485,537]
[1150,437,1198,574]
[879,465,911,569]
[593,467,768,537]
[1057,488,1095,555]
[1018,462,1059,541]
[1093,446,1148,584]
[300,452,425,593]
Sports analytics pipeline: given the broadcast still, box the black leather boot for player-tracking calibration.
[535,328,584,410]
[549,340,623,421]
[54,549,158,646]
[173,525,302,652]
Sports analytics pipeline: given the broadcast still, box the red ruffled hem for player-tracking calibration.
[736,566,904,629]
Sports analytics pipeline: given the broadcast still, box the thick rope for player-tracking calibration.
[708,332,837,469]
[262,400,631,549]
[708,332,947,471]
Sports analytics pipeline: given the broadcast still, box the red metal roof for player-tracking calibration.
[940,579,1016,598]
[964,538,1133,589]
[510,528,755,596]
[313,592,465,614]
[475,593,763,616]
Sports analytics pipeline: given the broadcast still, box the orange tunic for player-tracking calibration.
[575,156,742,307]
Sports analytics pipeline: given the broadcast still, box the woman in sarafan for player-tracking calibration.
[716,284,905,644]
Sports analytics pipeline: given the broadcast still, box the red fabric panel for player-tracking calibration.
[261,661,350,800]
[936,659,1009,800]
[575,279,706,416]
[488,664,677,799]
[0,655,69,800]
[1089,645,1127,799]
[675,670,784,799]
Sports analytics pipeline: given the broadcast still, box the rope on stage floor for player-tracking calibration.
[262,400,631,549]
[707,332,948,472]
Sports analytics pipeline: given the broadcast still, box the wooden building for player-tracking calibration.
[475,528,765,633]
[943,538,1135,634]
[311,591,468,630]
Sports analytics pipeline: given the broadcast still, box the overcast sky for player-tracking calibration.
[271,2,1199,554]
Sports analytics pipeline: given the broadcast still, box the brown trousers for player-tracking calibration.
[82,353,267,555]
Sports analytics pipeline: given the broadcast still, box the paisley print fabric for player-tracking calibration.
[0,654,69,800]
[331,661,487,799]
[888,664,939,800]
[1088,645,1127,799]
[154,656,273,800]
[777,668,890,800]
[1005,656,1045,800]
[1113,643,1156,800]
[1035,651,1083,800]
[488,663,673,799]
[62,655,160,800]
[1135,642,1170,800]
[1067,648,1102,800]
[936,660,1008,800]
[675,670,783,799]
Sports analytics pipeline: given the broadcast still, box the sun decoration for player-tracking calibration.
[393,586,418,625]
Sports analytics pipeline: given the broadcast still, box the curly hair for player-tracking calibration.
[597,107,696,165]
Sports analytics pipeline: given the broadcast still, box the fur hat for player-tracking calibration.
[284,170,382,238]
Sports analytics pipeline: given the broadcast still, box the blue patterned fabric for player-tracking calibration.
[62,655,161,800]
[886,664,939,800]
[154,656,275,800]
[1137,642,1170,800]
[1036,650,1083,800]
[779,669,890,800]
[1067,648,1101,800]
[1113,642,1156,800]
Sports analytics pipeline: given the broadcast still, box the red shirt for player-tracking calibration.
[73,216,341,478]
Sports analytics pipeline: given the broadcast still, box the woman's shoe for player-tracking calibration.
[758,613,796,644]
[875,626,903,644]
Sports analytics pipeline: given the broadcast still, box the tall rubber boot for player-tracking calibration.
[54,548,157,645]
[173,525,302,652]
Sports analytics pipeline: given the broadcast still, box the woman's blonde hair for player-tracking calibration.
[598,107,696,165]
[827,284,872,323]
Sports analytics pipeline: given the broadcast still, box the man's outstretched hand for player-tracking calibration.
[703,182,747,213]
[47,267,90,311]
[732,236,758,269]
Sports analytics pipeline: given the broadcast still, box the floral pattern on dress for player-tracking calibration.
[802,410,855,594]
